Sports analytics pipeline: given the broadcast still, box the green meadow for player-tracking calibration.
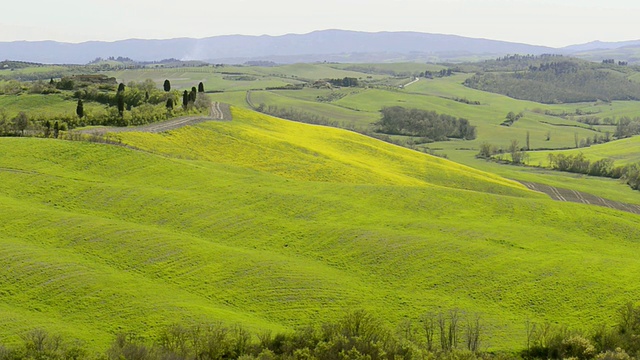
[1,107,640,354]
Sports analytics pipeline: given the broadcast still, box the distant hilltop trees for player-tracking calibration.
[602,59,628,66]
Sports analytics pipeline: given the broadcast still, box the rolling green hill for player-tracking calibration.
[528,136,640,166]
[1,107,640,353]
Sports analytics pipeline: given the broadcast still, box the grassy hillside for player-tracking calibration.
[1,108,640,353]
[527,136,640,166]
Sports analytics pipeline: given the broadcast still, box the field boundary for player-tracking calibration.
[519,181,640,215]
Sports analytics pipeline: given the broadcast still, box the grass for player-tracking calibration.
[0,93,106,119]
[1,107,640,354]
[527,136,640,166]
[211,71,640,204]
[0,94,72,118]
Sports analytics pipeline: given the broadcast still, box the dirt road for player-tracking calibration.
[519,181,640,215]
[77,102,231,135]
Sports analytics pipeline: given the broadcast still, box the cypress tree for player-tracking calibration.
[53,121,59,139]
[76,99,84,118]
[44,120,51,138]
[182,90,189,108]
[190,87,197,102]
[163,79,171,92]
[166,98,174,110]
[117,95,125,116]
[117,83,125,93]
[198,82,204,93]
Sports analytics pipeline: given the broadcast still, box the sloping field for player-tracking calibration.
[528,136,640,167]
[1,108,639,352]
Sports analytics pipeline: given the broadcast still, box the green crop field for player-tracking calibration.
[527,136,640,166]
[1,107,640,354]
[0,93,103,118]
[207,66,640,206]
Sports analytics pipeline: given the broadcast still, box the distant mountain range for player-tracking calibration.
[1,30,639,64]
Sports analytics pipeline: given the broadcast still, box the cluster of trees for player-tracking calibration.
[527,61,579,74]
[615,117,640,138]
[376,106,477,141]
[478,140,529,164]
[2,304,640,360]
[328,77,359,87]
[452,97,481,105]
[602,59,628,66]
[501,111,524,126]
[464,62,640,103]
[0,110,33,136]
[422,69,454,78]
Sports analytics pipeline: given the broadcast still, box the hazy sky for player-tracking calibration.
[1,0,638,47]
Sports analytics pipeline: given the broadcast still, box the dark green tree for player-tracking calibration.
[182,90,189,108]
[190,87,197,102]
[198,82,205,93]
[53,121,59,139]
[166,98,174,110]
[44,120,52,138]
[117,95,125,116]
[117,83,125,93]
[163,79,171,92]
[76,99,84,118]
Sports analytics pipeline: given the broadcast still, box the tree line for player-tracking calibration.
[328,77,360,87]
[1,303,640,360]
[376,106,477,142]
[478,141,640,192]
[547,153,640,190]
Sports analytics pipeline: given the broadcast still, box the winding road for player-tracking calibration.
[77,102,231,135]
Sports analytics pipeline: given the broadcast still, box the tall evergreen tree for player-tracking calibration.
[166,98,174,110]
[76,99,84,118]
[117,83,125,93]
[182,90,189,109]
[198,82,205,93]
[190,87,197,102]
[53,121,59,139]
[117,95,125,116]
[163,79,171,92]
[44,120,51,138]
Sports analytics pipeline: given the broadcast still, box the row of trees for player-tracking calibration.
[0,78,211,134]
[478,141,640,192]
[328,77,359,87]
[602,59,628,66]
[501,111,524,126]
[1,303,640,360]
[376,106,477,141]
[422,69,454,78]
[547,153,640,190]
